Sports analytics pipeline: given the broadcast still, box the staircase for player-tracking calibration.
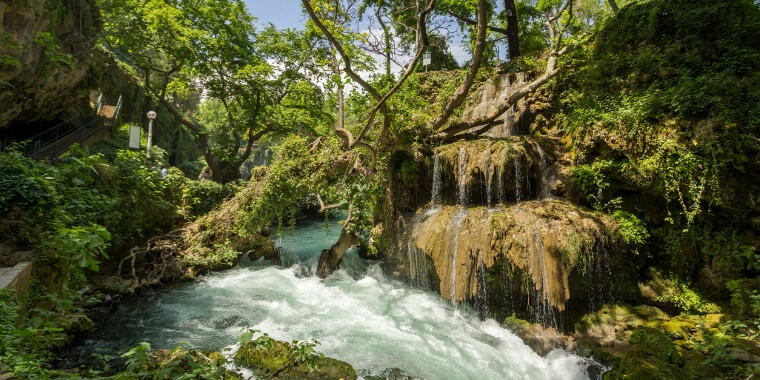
[1,94,123,160]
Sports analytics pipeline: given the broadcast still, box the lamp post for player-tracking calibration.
[146,110,157,158]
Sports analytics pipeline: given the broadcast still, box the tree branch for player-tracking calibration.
[444,9,509,36]
[317,194,347,213]
[434,0,579,141]
[429,0,488,131]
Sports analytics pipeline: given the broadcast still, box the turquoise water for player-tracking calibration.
[69,219,597,379]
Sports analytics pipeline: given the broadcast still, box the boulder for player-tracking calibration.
[235,339,357,380]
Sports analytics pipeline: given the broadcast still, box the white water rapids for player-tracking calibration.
[69,219,597,379]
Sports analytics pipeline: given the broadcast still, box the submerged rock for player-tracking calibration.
[362,367,418,380]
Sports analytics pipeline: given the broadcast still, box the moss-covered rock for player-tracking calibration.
[638,268,721,315]
[234,339,357,380]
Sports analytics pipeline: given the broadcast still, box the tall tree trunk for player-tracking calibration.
[504,0,520,59]
[330,48,345,131]
[607,0,619,12]
[376,9,392,78]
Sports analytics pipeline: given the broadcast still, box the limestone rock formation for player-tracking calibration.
[401,201,617,309]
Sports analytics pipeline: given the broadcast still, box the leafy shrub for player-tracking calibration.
[572,160,621,212]
[655,276,721,314]
[613,211,649,248]
[727,279,760,318]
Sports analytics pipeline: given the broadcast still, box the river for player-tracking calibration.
[67,219,598,379]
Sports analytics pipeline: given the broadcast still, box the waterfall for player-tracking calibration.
[406,243,415,283]
[587,238,615,312]
[431,153,441,206]
[476,258,490,320]
[449,148,469,304]
[497,165,505,204]
[532,142,551,199]
[513,154,523,203]
[503,105,516,137]
[449,209,466,303]
[530,222,558,329]
[457,148,467,206]
[484,152,492,208]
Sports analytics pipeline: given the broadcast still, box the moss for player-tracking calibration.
[607,327,684,380]
[234,339,357,380]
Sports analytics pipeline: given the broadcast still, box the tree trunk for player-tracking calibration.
[376,9,392,78]
[330,49,345,131]
[607,0,619,12]
[504,0,520,59]
[316,228,358,278]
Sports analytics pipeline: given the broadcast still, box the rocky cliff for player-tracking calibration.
[0,0,102,130]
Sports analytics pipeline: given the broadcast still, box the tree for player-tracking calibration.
[302,0,438,276]
[607,0,619,12]
[99,0,325,183]
[504,0,520,58]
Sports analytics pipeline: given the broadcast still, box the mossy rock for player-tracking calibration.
[235,340,357,380]
[606,327,684,380]
[245,235,279,262]
[575,304,669,336]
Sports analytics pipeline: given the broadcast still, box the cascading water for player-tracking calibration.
[514,154,523,203]
[497,165,505,204]
[431,153,442,206]
[530,221,558,329]
[65,218,597,380]
[484,152,493,208]
[457,148,467,206]
[532,142,551,199]
[504,102,520,138]
[449,148,469,303]
[586,238,615,312]
[476,258,490,320]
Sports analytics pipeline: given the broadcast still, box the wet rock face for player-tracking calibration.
[432,138,569,206]
[459,73,532,138]
[399,201,617,310]
[0,0,101,129]
[382,137,630,328]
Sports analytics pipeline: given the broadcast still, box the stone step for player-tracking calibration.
[0,261,33,296]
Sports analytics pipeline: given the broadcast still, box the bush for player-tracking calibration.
[613,211,649,248]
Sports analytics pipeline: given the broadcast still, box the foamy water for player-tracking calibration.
[69,220,595,379]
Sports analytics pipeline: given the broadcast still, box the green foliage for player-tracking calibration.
[47,224,111,293]
[116,342,234,379]
[612,211,649,248]
[234,134,338,235]
[655,276,721,314]
[561,0,760,230]
[34,31,74,68]
[165,168,238,219]
[727,279,760,318]
[0,288,93,378]
[572,160,621,212]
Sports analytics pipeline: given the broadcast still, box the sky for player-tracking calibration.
[244,0,306,30]
[241,0,481,66]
